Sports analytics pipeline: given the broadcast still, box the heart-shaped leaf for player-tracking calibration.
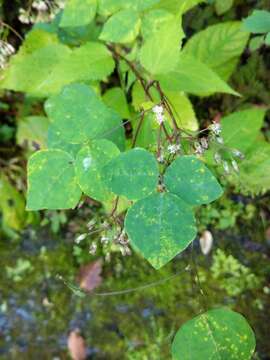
[125,192,197,269]
[45,83,124,148]
[164,155,223,205]
[75,139,120,201]
[47,125,82,158]
[27,150,81,210]
[172,308,255,360]
[103,148,159,200]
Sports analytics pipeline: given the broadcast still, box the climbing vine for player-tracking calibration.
[0,0,259,358]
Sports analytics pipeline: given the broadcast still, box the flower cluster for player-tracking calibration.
[167,144,181,155]
[209,122,222,135]
[193,137,208,155]
[0,40,15,68]
[19,0,65,24]
[209,121,224,145]
[214,148,244,175]
[152,105,164,125]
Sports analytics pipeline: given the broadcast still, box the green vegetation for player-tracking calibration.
[0,0,269,359]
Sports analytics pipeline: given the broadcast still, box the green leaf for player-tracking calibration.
[38,42,115,95]
[45,83,124,149]
[1,41,114,96]
[141,9,174,39]
[27,150,82,210]
[99,9,141,44]
[164,156,223,205]
[215,0,234,15]
[265,32,270,45]
[125,192,196,269]
[97,0,159,16]
[16,116,50,149]
[164,91,198,131]
[0,44,71,97]
[103,148,159,200]
[47,125,82,158]
[45,83,103,143]
[249,35,265,51]
[0,174,27,230]
[133,0,160,10]
[131,80,159,110]
[60,0,97,28]
[103,87,130,118]
[139,17,184,75]
[230,141,270,195]
[97,0,124,16]
[150,0,205,14]
[243,10,270,34]
[172,308,255,360]
[75,139,120,201]
[101,113,126,152]
[220,108,266,153]
[131,112,159,149]
[19,28,59,55]
[158,54,238,96]
[58,21,102,46]
[183,22,249,80]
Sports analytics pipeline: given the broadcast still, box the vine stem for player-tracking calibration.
[107,45,176,146]
[107,44,151,100]
[190,242,209,313]
[0,21,24,42]
[59,265,190,297]
[110,196,119,219]
[154,81,179,133]
[132,111,145,148]
[157,124,162,158]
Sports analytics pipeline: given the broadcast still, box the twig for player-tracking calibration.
[110,196,120,218]
[0,21,24,42]
[132,111,145,148]
[155,81,179,132]
[107,44,152,101]
[94,265,190,296]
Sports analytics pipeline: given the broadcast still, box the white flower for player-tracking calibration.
[167,144,181,154]
[56,0,66,9]
[32,0,48,11]
[194,142,204,155]
[18,8,31,24]
[157,153,165,163]
[152,105,163,114]
[100,236,109,244]
[200,137,208,149]
[216,136,224,144]
[152,105,164,125]
[89,242,97,255]
[0,41,15,68]
[231,160,239,173]
[75,233,87,244]
[232,149,244,159]
[19,0,65,24]
[210,122,222,135]
[214,152,222,164]
[222,161,230,174]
